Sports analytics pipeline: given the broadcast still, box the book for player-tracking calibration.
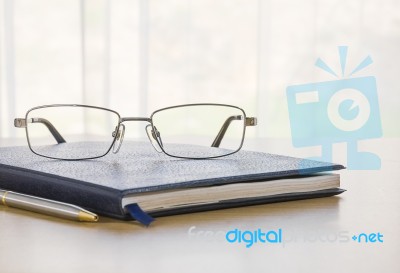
[0,141,345,224]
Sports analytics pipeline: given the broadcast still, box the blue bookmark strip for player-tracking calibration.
[125,203,154,226]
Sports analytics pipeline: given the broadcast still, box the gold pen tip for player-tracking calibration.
[78,211,99,222]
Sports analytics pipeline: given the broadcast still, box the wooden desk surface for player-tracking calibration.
[0,138,398,273]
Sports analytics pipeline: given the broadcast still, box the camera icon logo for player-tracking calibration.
[286,46,382,170]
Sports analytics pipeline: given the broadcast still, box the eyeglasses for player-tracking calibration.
[14,103,257,160]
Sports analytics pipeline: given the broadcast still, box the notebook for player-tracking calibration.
[0,141,345,225]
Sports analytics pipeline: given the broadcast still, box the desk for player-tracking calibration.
[0,138,398,273]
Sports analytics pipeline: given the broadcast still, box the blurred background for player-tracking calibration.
[0,0,399,140]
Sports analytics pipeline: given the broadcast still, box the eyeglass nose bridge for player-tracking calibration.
[114,117,163,153]
[120,117,151,123]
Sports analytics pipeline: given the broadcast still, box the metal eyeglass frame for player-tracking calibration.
[14,103,257,160]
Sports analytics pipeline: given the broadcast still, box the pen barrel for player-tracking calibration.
[2,191,83,221]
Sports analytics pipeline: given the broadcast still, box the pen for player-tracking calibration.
[0,189,98,222]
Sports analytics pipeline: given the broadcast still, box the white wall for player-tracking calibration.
[0,0,399,139]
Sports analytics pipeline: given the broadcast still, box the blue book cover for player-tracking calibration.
[0,141,345,221]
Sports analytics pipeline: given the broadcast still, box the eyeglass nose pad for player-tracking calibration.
[145,124,163,153]
[112,124,125,154]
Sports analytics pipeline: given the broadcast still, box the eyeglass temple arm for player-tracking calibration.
[14,118,66,144]
[211,116,257,148]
